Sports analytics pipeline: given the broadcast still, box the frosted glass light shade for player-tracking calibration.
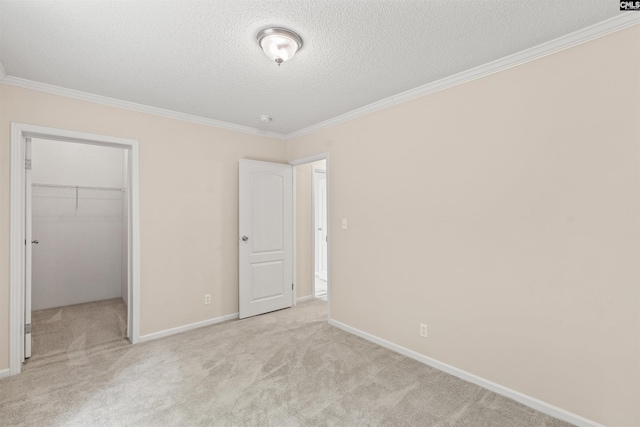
[257,28,303,65]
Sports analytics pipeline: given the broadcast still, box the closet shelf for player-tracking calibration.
[32,183,125,192]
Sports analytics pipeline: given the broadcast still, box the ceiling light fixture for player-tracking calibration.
[257,27,303,66]
[259,115,272,123]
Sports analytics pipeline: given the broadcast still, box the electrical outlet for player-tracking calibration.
[420,323,428,338]
[204,294,211,305]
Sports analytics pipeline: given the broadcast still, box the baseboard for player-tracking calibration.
[296,295,315,302]
[0,368,10,380]
[328,319,604,427]
[139,312,239,343]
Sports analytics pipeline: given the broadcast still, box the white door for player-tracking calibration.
[239,159,293,319]
[315,170,328,281]
[24,138,32,359]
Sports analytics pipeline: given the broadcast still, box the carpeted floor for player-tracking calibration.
[28,298,128,368]
[1,299,573,426]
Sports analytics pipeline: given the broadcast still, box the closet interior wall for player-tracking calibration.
[31,138,127,310]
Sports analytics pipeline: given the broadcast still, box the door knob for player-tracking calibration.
[31,240,39,244]
[241,236,249,242]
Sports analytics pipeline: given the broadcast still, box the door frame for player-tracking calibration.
[289,153,330,320]
[9,123,141,376]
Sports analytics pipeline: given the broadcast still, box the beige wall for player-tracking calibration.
[295,160,326,298]
[287,27,640,426]
[0,85,287,369]
[1,24,638,427]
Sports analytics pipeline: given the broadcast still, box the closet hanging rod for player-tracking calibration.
[32,183,125,192]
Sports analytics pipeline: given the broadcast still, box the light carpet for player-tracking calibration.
[28,298,128,368]
[1,299,573,426]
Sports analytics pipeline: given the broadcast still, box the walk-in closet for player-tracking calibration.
[28,138,129,363]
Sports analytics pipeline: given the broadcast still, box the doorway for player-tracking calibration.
[238,155,330,320]
[9,123,141,376]
[290,154,330,317]
[27,138,129,362]
[313,164,327,298]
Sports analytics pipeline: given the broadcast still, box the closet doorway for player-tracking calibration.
[26,138,129,362]
[9,123,141,376]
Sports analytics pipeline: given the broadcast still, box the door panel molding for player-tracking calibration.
[239,159,293,319]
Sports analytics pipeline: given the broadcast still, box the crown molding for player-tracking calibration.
[2,14,638,143]
[0,76,288,141]
[286,14,640,141]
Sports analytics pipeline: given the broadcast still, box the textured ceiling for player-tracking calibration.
[0,1,623,135]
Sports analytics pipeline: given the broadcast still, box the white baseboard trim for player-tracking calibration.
[328,319,604,427]
[296,295,315,302]
[0,368,11,380]
[139,312,239,343]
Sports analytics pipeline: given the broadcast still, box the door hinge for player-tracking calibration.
[292,283,294,290]
[25,323,31,334]
[25,159,32,170]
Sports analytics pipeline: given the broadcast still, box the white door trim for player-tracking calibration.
[9,123,141,376]
[289,153,330,321]
[289,153,328,166]
[291,172,297,305]
[24,139,32,359]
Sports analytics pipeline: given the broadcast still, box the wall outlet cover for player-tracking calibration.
[420,323,428,338]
